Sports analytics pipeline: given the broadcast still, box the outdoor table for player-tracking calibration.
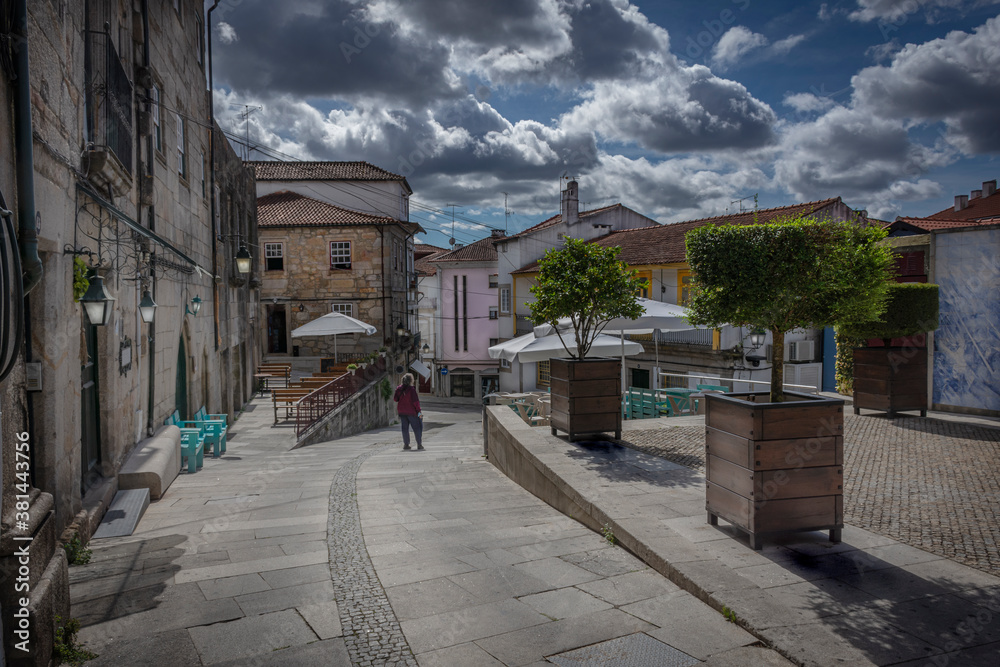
[659,387,698,414]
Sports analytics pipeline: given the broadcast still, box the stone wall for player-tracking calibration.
[296,376,394,448]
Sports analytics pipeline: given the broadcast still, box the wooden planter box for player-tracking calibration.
[853,347,927,418]
[549,358,621,442]
[705,391,844,550]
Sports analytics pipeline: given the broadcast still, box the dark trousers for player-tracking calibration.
[400,414,423,447]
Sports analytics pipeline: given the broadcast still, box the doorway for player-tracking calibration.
[267,304,287,354]
[80,322,102,493]
[630,368,649,389]
[175,336,188,420]
[481,374,499,398]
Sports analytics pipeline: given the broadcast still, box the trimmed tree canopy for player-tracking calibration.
[685,217,894,402]
[528,237,645,360]
[838,282,939,341]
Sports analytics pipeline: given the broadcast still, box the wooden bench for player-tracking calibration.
[257,364,291,390]
[272,387,312,424]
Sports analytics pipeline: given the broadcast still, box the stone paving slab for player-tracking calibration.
[487,405,1000,666]
[357,418,782,665]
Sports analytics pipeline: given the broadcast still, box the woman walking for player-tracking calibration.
[394,373,423,450]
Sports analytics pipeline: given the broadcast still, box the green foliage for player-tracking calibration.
[72,258,89,302]
[528,237,645,360]
[722,606,737,623]
[346,363,357,371]
[602,523,616,546]
[685,217,894,401]
[838,283,939,342]
[379,377,392,400]
[54,616,97,665]
[834,330,864,394]
[63,535,92,565]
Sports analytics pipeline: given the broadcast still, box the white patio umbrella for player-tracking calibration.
[488,324,643,363]
[290,312,377,362]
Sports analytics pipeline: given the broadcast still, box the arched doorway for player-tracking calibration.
[175,335,188,420]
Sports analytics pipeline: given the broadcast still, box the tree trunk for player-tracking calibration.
[770,328,784,403]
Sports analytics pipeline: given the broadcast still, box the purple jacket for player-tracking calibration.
[394,384,421,416]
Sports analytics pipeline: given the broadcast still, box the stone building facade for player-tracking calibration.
[0,2,257,663]
[250,163,422,362]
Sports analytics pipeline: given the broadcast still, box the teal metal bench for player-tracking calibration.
[179,428,205,473]
[165,410,225,459]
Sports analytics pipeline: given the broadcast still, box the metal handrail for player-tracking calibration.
[657,372,818,393]
[295,357,387,437]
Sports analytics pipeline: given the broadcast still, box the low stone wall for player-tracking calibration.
[296,376,393,448]
[484,406,602,533]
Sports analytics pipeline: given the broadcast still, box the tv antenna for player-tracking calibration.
[729,193,757,214]
[502,192,510,233]
[445,203,460,245]
[230,103,262,159]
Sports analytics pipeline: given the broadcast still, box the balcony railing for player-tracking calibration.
[86,30,133,175]
[656,328,714,346]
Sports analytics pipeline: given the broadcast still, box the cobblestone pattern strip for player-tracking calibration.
[619,415,1000,575]
[328,443,418,667]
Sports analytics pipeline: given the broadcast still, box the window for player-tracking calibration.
[198,150,206,197]
[489,274,498,288]
[264,243,284,271]
[537,360,550,387]
[489,307,498,320]
[175,111,186,178]
[450,374,475,398]
[489,338,499,347]
[635,271,651,299]
[500,358,510,369]
[330,241,352,269]
[499,287,511,314]
[678,270,693,306]
[331,303,353,316]
[151,85,161,152]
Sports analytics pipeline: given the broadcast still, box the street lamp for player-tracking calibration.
[186,295,202,316]
[80,273,116,326]
[748,328,766,350]
[235,245,252,274]
[138,289,158,324]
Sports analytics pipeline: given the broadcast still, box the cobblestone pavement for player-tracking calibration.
[328,444,417,667]
[618,414,1000,575]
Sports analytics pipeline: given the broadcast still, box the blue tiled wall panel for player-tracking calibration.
[933,229,1000,412]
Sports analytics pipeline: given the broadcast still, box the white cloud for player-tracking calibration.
[216,22,238,44]
[711,27,769,69]
[770,34,806,56]
[783,93,837,113]
[848,0,1000,22]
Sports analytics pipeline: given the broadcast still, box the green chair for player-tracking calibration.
[179,428,205,473]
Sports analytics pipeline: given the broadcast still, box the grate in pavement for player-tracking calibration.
[548,633,699,667]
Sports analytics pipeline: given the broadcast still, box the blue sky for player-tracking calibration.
[209,0,1000,248]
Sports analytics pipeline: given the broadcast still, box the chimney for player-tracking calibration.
[561,180,579,226]
[984,180,997,197]
[971,189,982,200]
[490,229,505,238]
[955,194,968,212]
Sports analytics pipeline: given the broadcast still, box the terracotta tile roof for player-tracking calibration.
[415,243,448,258]
[248,160,413,194]
[510,198,846,272]
[891,217,993,232]
[257,191,398,228]
[415,250,447,276]
[428,236,498,263]
[926,186,1000,221]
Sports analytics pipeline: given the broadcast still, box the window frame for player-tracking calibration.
[677,270,692,306]
[150,84,162,154]
[330,302,353,317]
[329,241,352,270]
[489,306,498,320]
[264,242,284,272]
[537,360,550,387]
[175,110,186,179]
[499,286,511,314]
[489,274,498,288]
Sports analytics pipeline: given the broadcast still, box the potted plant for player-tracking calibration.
[685,216,893,548]
[840,282,938,418]
[346,363,357,375]
[528,238,645,441]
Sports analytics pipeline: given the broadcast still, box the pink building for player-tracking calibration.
[428,232,504,399]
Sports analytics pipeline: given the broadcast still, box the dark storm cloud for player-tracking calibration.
[212,0,461,105]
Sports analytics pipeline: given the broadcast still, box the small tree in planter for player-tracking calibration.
[685,216,894,548]
[528,238,645,441]
[839,282,939,417]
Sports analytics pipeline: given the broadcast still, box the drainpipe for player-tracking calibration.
[141,0,156,435]
[208,1,221,353]
[13,0,42,295]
